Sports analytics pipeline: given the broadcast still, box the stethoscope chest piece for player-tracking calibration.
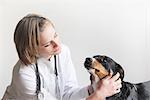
[38,91,44,100]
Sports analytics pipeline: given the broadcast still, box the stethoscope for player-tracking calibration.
[35,55,58,99]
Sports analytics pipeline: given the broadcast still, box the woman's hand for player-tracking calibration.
[87,72,122,100]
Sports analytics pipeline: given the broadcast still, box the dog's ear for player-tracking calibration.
[93,55,104,62]
[93,55,111,71]
[115,63,124,81]
[103,56,124,81]
[93,55,125,80]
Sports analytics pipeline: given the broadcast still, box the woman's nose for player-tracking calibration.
[51,40,59,48]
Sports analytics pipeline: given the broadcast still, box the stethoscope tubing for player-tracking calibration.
[35,55,57,99]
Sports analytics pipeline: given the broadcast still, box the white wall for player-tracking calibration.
[0,0,150,98]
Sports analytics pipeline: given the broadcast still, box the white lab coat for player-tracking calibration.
[2,44,89,100]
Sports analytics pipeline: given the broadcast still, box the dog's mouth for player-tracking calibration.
[84,58,101,71]
[84,57,109,79]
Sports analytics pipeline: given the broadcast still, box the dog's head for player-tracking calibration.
[84,55,124,80]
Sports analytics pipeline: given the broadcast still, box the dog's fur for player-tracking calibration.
[84,55,150,100]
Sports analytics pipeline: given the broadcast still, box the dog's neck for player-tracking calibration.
[90,73,100,91]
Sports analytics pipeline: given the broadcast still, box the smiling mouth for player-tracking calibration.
[54,48,59,52]
[54,46,61,52]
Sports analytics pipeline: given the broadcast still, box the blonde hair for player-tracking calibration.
[14,14,54,65]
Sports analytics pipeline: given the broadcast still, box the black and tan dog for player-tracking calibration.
[84,55,150,100]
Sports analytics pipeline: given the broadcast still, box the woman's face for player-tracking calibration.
[38,23,61,59]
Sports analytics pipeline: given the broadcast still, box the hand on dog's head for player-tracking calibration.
[84,55,124,80]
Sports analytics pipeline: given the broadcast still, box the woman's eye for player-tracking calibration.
[44,44,50,47]
[95,69,100,72]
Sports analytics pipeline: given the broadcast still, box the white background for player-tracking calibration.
[0,0,150,98]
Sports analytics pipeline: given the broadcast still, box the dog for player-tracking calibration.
[84,55,150,100]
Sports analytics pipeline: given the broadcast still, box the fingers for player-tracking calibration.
[115,78,122,86]
[115,88,121,94]
[111,72,120,81]
[115,78,122,89]
[96,73,122,98]
[113,78,122,94]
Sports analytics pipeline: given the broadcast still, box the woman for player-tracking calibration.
[2,14,122,100]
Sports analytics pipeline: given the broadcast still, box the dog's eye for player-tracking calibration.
[104,59,107,63]
[95,69,100,72]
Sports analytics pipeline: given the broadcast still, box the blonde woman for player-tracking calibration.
[2,14,121,100]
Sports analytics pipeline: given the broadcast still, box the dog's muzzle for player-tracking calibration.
[84,57,100,72]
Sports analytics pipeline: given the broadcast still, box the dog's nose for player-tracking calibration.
[84,58,92,69]
[86,58,92,63]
